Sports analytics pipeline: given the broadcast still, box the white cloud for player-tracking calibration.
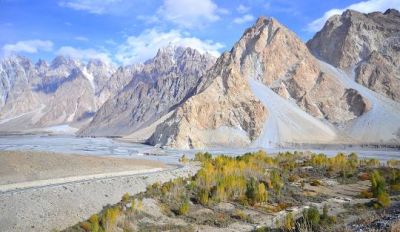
[59,0,123,14]
[157,0,222,28]
[237,4,250,14]
[115,29,224,65]
[57,46,112,63]
[74,36,89,42]
[233,14,255,24]
[2,40,53,55]
[308,0,400,32]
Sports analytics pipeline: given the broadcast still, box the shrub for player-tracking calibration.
[376,192,391,208]
[194,152,212,162]
[198,188,209,205]
[178,200,190,215]
[233,209,250,221]
[79,221,91,232]
[122,193,130,203]
[284,212,295,231]
[256,183,268,203]
[129,198,136,211]
[88,214,100,232]
[360,190,373,198]
[270,170,283,195]
[246,178,257,205]
[371,170,386,197]
[102,207,120,230]
[304,207,320,226]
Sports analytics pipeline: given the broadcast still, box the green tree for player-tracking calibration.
[270,170,283,195]
[246,178,257,205]
[371,170,386,197]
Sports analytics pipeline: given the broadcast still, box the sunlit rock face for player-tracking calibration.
[308,9,400,102]
[148,16,370,149]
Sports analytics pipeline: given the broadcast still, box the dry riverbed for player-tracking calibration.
[0,151,200,232]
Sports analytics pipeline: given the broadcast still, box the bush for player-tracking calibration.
[194,152,212,162]
[102,207,120,230]
[246,178,268,205]
[304,207,320,226]
[178,200,189,215]
[284,212,295,231]
[88,214,100,232]
[198,188,209,205]
[256,183,268,203]
[232,209,250,222]
[122,193,130,203]
[360,190,373,198]
[79,221,91,231]
[371,170,386,197]
[270,170,283,195]
[376,192,391,208]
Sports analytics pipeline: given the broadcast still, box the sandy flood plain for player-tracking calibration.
[0,151,198,232]
[0,150,167,185]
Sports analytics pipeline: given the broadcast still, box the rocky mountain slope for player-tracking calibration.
[1,9,399,148]
[146,17,384,149]
[79,46,216,137]
[307,9,400,102]
[0,56,123,131]
[148,13,400,148]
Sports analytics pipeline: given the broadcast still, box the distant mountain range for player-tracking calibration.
[1,9,399,148]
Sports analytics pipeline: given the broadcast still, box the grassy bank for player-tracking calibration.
[63,151,400,232]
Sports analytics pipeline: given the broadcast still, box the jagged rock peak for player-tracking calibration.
[384,8,400,15]
[307,8,400,69]
[35,59,48,67]
[307,8,400,102]
[50,55,80,69]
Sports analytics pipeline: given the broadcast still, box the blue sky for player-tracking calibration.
[1,0,399,65]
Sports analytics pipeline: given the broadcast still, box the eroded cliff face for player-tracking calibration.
[147,51,268,149]
[307,9,400,102]
[234,17,369,124]
[0,56,119,131]
[148,17,369,149]
[79,46,216,136]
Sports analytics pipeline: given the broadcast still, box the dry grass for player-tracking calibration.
[390,220,400,232]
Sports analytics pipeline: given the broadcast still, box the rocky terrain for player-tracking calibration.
[148,15,399,149]
[1,9,400,149]
[79,46,215,137]
[307,9,400,102]
[0,55,123,131]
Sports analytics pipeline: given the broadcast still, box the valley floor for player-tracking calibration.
[0,151,199,232]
